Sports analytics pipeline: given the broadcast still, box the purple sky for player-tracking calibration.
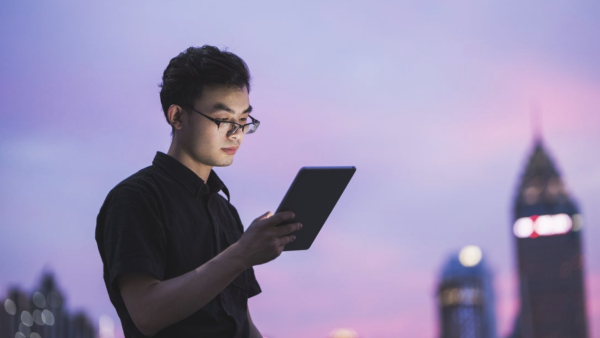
[1,1,599,337]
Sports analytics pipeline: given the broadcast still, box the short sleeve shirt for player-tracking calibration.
[95,152,261,338]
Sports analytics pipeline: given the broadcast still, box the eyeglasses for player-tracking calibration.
[186,106,260,135]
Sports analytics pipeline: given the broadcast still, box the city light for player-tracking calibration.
[330,328,359,338]
[99,314,115,338]
[458,245,482,267]
[21,311,33,326]
[440,287,483,306]
[513,214,573,238]
[4,298,16,315]
[32,292,46,308]
[41,309,55,325]
[33,309,44,325]
[18,322,30,337]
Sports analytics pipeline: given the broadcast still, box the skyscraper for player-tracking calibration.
[437,245,497,338]
[510,139,588,338]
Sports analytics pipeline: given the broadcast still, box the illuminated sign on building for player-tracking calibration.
[513,213,582,238]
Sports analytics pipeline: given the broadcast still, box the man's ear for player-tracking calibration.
[167,104,185,130]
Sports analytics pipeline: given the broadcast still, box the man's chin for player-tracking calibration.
[212,159,234,167]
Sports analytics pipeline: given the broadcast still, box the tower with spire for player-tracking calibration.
[510,138,588,338]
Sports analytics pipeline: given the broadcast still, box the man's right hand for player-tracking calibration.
[234,211,302,267]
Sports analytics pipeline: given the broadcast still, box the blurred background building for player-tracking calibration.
[436,245,497,338]
[1,271,96,338]
[510,139,588,338]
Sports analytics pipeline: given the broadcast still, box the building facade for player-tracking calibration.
[510,140,588,338]
[437,245,497,338]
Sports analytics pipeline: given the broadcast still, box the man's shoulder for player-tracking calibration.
[116,165,155,189]
[107,166,154,196]
[101,165,166,209]
[95,165,169,235]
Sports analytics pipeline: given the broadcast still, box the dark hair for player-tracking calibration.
[159,45,251,123]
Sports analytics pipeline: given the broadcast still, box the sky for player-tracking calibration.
[1,1,599,337]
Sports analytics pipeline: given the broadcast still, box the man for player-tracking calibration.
[95,45,302,338]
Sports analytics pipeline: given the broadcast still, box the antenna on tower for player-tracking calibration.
[530,99,543,145]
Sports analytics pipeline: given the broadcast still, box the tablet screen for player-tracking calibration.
[276,166,356,251]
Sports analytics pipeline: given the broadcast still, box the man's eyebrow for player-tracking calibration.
[212,103,253,114]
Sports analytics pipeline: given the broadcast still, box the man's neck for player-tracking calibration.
[167,145,212,183]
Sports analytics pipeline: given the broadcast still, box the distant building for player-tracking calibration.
[510,139,588,338]
[1,271,95,338]
[436,245,497,338]
[0,287,28,338]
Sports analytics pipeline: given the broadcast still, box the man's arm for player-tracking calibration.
[248,309,262,338]
[119,211,301,337]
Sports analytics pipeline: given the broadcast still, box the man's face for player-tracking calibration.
[177,85,251,168]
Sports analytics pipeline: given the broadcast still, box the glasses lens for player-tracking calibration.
[220,121,259,135]
[217,122,235,134]
[246,122,259,134]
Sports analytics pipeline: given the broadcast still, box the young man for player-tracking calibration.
[95,45,302,338]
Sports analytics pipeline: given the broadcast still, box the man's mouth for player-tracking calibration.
[221,147,238,155]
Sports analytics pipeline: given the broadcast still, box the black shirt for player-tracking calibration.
[95,152,261,338]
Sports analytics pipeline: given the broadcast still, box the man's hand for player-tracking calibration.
[234,211,302,267]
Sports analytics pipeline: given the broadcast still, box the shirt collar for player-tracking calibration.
[152,152,230,201]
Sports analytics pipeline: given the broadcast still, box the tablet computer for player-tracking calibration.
[276,166,356,251]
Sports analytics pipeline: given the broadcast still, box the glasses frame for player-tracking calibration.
[185,106,260,135]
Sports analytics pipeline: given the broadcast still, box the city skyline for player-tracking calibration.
[1,1,599,337]
[1,270,98,338]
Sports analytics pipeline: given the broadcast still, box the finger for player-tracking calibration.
[278,234,297,246]
[267,211,295,226]
[275,222,302,236]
